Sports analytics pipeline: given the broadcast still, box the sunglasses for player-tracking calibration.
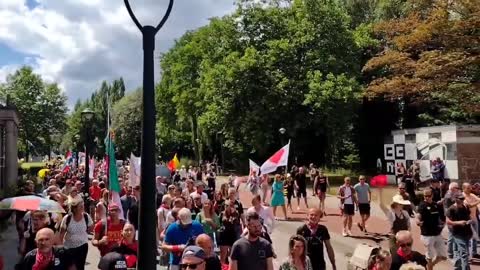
[399,242,413,248]
[180,262,204,269]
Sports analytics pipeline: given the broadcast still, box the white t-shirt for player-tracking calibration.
[60,213,93,248]
[343,187,353,205]
[157,207,170,231]
[190,191,208,204]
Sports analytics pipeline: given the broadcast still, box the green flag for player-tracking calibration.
[105,133,120,192]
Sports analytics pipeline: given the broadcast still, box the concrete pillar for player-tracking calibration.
[5,120,17,187]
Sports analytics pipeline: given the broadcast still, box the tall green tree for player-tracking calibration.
[363,0,480,126]
[0,66,67,159]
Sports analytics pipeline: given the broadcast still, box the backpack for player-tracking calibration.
[65,213,90,232]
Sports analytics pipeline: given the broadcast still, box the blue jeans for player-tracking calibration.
[471,221,478,255]
[448,228,457,258]
[453,236,470,270]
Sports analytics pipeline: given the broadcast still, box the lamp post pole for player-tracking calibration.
[123,1,174,268]
[279,127,287,173]
[81,108,95,213]
[84,125,90,210]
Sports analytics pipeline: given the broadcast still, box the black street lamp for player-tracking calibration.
[74,134,80,169]
[81,108,95,211]
[123,1,174,268]
[217,131,225,173]
[279,127,287,173]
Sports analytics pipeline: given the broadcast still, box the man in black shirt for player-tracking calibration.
[295,167,309,210]
[446,193,473,270]
[443,182,460,259]
[230,211,273,270]
[416,188,446,270]
[391,230,427,270]
[297,208,336,270]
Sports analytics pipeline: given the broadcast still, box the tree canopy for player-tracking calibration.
[0,66,67,159]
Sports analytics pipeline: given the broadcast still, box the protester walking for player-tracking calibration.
[59,199,93,270]
[279,235,313,270]
[271,174,287,220]
[354,175,371,232]
[447,193,473,270]
[313,170,328,215]
[229,211,274,270]
[296,208,336,270]
[416,188,447,270]
[337,177,356,236]
[390,230,428,270]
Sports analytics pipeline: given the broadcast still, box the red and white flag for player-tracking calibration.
[89,158,95,180]
[260,141,290,175]
[249,159,260,176]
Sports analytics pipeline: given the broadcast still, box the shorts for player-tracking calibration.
[343,204,355,216]
[420,235,447,259]
[316,190,326,200]
[358,203,371,216]
[296,188,307,198]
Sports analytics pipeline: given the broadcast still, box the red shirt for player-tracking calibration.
[94,218,125,256]
[89,186,102,201]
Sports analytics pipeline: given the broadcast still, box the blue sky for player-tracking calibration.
[0,0,235,106]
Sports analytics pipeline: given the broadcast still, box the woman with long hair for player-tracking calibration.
[218,199,241,264]
[196,199,220,243]
[95,189,109,222]
[279,235,312,270]
[114,223,138,268]
[271,174,288,220]
[59,199,93,270]
[313,170,329,215]
[213,191,225,215]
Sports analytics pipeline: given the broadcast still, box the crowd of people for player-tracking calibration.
[4,156,480,270]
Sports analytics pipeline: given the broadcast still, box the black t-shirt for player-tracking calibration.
[297,224,330,270]
[98,251,128,270]
[295,173,307,190]
[205,255,222,270]
[230,237,273,270]
[403,176,415,194]
[417,201,444,236]
[431,187,442,203]
[390,251,427,270]
[316,176,328,192]
[446,204,472,239]
[127,203,139,230]
[19,247,73,270]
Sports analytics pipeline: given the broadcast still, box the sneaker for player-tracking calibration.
[347,230,352,236]
[357,222,364,232]
[342,230,348,237]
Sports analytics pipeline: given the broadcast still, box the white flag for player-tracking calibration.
[89,158,95,179]
[249,159,260,176]
[129,153,141,187]
[260,141,290,175]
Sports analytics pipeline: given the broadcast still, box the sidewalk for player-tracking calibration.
[0,219,20,270]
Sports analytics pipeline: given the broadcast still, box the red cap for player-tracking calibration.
[108,203,120,211]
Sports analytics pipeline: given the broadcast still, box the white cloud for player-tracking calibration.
[0,0,235,106]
